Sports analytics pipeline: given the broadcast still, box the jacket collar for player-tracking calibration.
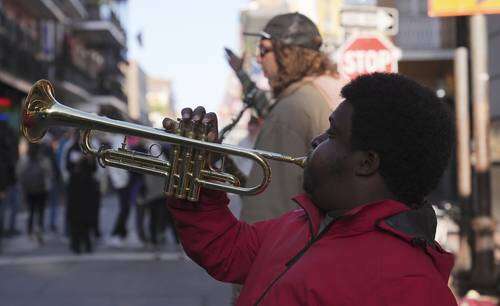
[292,194,454,281]
[292,193,410,238]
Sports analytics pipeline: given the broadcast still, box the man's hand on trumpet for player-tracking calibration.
[162,106,219,143]
[162,106,248,187]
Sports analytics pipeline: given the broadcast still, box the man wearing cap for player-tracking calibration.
[241,12,344,224]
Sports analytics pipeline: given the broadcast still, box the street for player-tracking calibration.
[0,193,232,306]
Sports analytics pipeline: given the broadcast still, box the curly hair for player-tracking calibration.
[270,41,336,97]
[341,73,453,208]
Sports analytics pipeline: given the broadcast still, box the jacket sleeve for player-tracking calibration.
[235,69,270,118]
[167,189,279,284]
[378,275,458,306]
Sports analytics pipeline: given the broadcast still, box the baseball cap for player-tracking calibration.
[243,12,322,51]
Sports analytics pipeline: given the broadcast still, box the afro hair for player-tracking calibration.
[341,73,453,208]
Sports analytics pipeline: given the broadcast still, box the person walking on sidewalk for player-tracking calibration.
[101,108,131,247]
[18,143,53,243]
[0,120,17,251]
[1,120,20,238]
[65,135,100,254]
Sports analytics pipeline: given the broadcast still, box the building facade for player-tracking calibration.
[126,60,149,124]
[146,76,175,128]
[0,0,128,130]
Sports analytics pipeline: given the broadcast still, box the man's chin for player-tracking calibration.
[302,170,315,195]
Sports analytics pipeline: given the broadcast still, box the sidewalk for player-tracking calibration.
[1,192,182,257]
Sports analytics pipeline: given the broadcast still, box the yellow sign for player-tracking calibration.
[429,0,500,16]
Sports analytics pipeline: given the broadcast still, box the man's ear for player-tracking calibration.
[354,150,380,176]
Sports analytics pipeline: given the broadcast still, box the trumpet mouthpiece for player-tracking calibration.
[294,157,308,168]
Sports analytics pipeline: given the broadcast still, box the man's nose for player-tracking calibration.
[311,133,327,149]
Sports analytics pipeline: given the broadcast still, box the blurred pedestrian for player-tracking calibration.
[141,173,178,248]
[107,137,131,245]
[127,136,147,243]
[139,144,178,248]
[65,132,100,254]
[0,120,19,238]
[18,143,53,243]
[241,13,345,223]
[0,120,17,250]
[55,130,74,237]
[99,108,130,246]
[43,133,63,233]
[3,171,21,237]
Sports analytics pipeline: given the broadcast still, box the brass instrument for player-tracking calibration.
[21,80,306,201]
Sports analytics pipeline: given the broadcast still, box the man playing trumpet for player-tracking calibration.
[162,73,457,305]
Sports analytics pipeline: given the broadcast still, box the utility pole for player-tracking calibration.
[469,14,497,292]
[454,46,472,274]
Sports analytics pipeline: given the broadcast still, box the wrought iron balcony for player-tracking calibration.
[72,5,126,48]
[15,0,67,22]
[97,76,127,104]
[0,10,50,88]
[55,61,97,95]
[53,0,88,19]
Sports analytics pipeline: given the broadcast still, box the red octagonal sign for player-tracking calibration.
[336,33,401,80]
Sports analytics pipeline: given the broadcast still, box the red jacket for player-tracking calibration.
[168,190,458,306]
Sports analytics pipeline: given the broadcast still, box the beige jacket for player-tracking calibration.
[240,76,343,223]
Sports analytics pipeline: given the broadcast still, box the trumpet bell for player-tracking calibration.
[21,80,55,143]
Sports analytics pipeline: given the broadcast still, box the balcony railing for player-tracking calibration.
[55,58,127,103]
[0,4,126,102]
[0,10,50,83]
[53,0,87,19]
[55,60,97,94]
[97,76,127,103]
[14,0,66,22]
[73,2,126,47]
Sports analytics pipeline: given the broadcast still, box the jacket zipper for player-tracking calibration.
[252,217,336,306]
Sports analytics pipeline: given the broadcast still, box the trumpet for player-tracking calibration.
[21,80,306,201]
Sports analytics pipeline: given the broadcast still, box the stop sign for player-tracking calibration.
[336,33,401,80]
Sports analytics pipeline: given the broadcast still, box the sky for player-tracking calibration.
[127,0,248,114]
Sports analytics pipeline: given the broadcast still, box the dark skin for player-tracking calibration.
[162,106,219,143]
[163,103,396,212]
[304,101,396,211]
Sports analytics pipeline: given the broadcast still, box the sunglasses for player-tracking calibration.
[257,45,273,57]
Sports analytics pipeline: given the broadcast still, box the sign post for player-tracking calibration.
[428,0,499,295]
[340,6,399,35]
